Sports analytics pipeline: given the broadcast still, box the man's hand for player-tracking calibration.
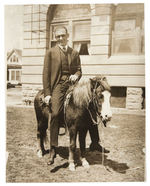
[69,75,78,83]
[44,95,51,105]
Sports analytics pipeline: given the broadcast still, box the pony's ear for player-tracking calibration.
[102,76,107,81]
[90,77,97,88]
[97,76,107,83]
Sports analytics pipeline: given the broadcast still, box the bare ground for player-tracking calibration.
[6,107,145,182]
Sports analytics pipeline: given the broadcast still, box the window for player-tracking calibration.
[112,19,143,55]
[73,21,90,55]
[13,55,16,62]
[24,5,48,44]
[11,71,15,81]
[16,71,20,81]
[112,5,144,56]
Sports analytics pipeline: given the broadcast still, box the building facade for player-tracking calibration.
[7,49,22,85]
[22,4,145,109]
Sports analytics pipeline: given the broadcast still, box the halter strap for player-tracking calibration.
[87,80,101,125]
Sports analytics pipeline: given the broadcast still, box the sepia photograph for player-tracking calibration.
[1,0,149,183]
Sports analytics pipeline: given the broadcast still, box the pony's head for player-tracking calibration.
[72,76,112,126]
[90,76,112,127]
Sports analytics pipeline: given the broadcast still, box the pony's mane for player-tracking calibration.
[72,76,110,108]
[72,77,92,108]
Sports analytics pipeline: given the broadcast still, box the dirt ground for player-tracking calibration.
[6,106,145,182]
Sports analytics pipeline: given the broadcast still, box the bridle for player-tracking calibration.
[87,81,102,125]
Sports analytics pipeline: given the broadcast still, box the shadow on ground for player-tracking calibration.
[49,146,129,174]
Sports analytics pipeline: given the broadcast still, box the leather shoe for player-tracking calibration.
[89,143,110,153]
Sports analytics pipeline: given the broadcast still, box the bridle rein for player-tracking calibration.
[87,81,102,125]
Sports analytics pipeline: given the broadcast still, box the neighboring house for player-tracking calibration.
[22,4,145,110]
[7,49,22,85]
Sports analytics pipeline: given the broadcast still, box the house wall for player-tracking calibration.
[22,4,145,109]
[7,50,22,84]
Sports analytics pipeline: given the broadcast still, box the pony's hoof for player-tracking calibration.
[81,158,90,169]
[37,150,43,158]
[47,159,54,165]
[69,163,75,171]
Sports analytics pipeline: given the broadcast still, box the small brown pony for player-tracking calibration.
[34,76,112,171]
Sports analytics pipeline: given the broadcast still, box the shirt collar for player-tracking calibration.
[58,44,68,51]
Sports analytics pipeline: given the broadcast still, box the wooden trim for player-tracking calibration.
[91,33,111,36]
[22,82,42,85]
[22,61,144,66]
[22,73,42,76]
[51,17,91,23]
[81,62,144,66]
[22,55,45,57]
[24,30,47,32]
[24,38,48,40]
[81,73,145,77]
[22,64,43,66]
[24,20,47,23]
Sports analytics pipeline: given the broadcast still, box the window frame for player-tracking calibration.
[111,15,144,56]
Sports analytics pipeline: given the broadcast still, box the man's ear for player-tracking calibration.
[66,33,69,38]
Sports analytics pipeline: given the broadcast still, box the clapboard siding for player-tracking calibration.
[22,65,43,74]
[22,56,44,65]
[21,73,145,87]
[107,75,145,87]
[80,55,145,65]
[82,75,145,87]
[90,46,110,55]
[91,25,111,35]
[91,35,110,46]
[91,15,112,26]
[22,55,145,87]
[24,31,47,39]
[82,64,145,76]
[22,48,46,57]
[22,74,43,84]
[22,63,145,76]
[23,39,47,49]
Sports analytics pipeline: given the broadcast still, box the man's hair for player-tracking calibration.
[54,26,68,35]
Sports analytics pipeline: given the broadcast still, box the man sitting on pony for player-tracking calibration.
[42,26,109,165]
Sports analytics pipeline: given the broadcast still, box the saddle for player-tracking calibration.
[38,84,75,130]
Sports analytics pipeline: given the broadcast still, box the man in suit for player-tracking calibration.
[43,26,109,165]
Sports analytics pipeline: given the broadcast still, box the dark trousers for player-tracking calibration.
[89,124,100,143]
[50,77,69,147]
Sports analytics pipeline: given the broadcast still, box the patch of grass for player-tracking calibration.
[6,106,145,182]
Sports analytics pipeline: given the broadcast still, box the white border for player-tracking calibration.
[1,0,149,185]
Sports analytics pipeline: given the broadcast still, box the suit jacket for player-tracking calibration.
[43,45,82,97]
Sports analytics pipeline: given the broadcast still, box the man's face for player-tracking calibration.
[55,28,69,46]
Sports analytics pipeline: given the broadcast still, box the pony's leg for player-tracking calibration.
[79,129,90,169]
[37,121,47,157]
[68,127,77,171]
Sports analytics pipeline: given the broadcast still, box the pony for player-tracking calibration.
[34,76,112,171]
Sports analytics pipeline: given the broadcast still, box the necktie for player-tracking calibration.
[63,46,67,52]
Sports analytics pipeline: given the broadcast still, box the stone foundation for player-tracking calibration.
[126,87,143,110]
